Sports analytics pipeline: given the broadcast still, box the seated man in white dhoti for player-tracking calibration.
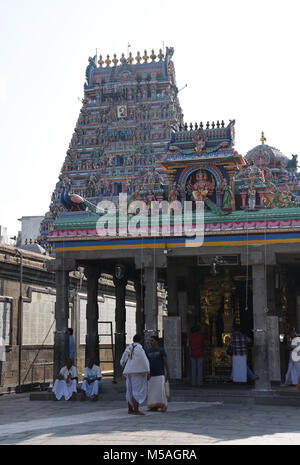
[52,358,78,401]
[285,330,300,386]
[146,335,170,412]
[230,325,247,384]
[81,359,103,401]
[120,334,150,415]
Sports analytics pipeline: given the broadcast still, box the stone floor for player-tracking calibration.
[1,388,300,445]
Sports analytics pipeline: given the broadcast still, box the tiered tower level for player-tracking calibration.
[40,47,183,243]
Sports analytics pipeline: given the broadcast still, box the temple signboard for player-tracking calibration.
[163,316,182,379]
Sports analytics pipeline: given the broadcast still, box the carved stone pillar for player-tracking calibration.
[252,264,271,390]
[266,266,281,383]
[84,264,101,365]
[113,265,127,381]
[134,277,144,337]
[167,267,178,316]
[144,266,158,349]
[53,269,69,381]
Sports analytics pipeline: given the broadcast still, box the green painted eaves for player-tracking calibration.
[53,207,300,230]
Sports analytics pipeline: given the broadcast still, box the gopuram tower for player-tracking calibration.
[40,47,183,248]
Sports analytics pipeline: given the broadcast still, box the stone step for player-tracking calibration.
[169,390,300,406]
[30,388,300,407]
[170,389,300,397]
[30,392,125,401]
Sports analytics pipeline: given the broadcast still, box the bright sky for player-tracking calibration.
[1,0,300,237]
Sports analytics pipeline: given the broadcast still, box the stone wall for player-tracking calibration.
[0,244,139,392]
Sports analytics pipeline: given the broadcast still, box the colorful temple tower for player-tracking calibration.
[40,47,183,247]
[44,47,300,389]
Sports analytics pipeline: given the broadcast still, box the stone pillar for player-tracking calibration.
[267,316,281,383]
[167,267,178,316]
[178,291,188,333]
[266,266,281,384]
[84,264,101,365]
[113,265,127,381]
[53,269,70,381]
[267,266,276,314]
[144,266,158,349]
[241,191,247,208]
[252,264,271,390]
[258,191,264,207]
[134,277,144,337]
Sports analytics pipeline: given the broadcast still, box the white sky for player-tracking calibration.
[0,0,300,237]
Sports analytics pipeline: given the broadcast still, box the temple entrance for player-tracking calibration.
[199,271,254,384]
[167,257,254,384]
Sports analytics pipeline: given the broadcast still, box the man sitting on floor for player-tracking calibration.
[81,358,103,401]
[52,358,78,401]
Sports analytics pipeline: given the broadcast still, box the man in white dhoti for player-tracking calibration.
[285,330,300,386]
[146,335,170,412]
[52,358,78,401]
[81,358,103,401]
[230,325,247,384]
[120,334,150,415]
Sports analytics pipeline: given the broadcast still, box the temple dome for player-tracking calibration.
[245,143,289,169]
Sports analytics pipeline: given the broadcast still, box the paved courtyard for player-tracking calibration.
[0,392,300,445]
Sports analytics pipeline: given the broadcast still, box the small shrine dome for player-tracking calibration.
[245,132,289,169]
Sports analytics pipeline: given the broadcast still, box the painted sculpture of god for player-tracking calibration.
[187,170,215,201]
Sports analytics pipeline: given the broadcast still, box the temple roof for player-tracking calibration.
[85,47,176,89]
[245,133,289,168]
[49,207,300,235]
[158,120,244,170]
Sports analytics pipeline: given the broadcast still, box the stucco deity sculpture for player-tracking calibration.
[222,179,233,210]
[187,170,215,202]
[248,183,256,210]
